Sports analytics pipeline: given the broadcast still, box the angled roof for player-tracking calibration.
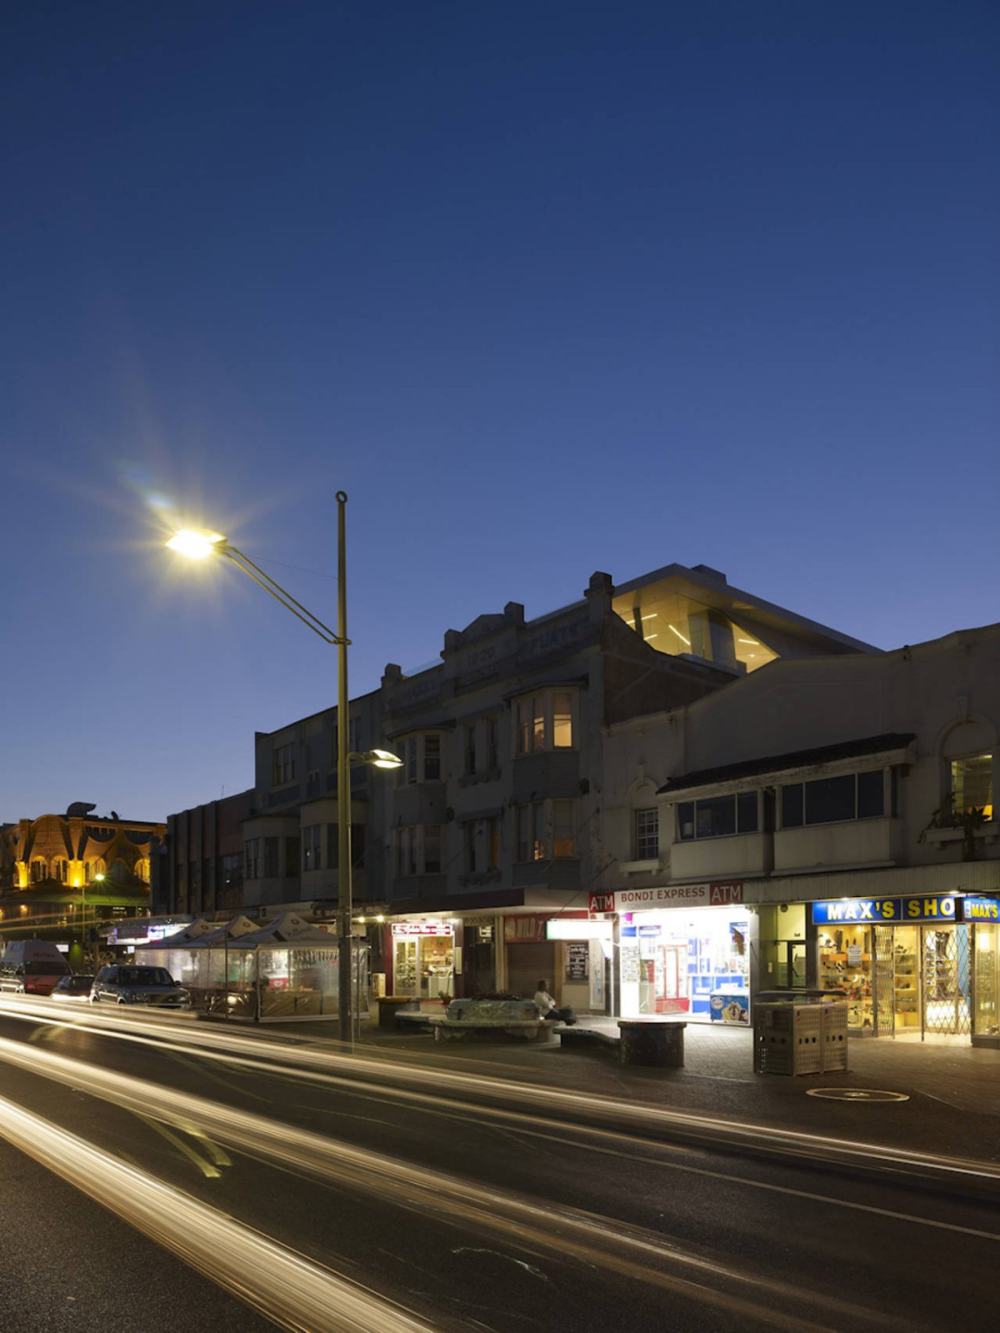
[658,732,916,794]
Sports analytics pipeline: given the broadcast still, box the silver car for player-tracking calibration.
[90,964,191,1008]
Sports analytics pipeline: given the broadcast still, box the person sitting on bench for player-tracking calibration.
[534,979,576,1025]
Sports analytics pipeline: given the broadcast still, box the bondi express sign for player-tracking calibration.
[588,882,743,914]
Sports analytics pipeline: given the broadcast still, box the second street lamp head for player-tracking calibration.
[166,529,227,560]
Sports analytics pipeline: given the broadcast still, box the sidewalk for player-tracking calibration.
[353,1017,1000,1162]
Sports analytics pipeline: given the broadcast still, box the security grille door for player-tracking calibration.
[922,926,972,1036]
[873,926,895,1037]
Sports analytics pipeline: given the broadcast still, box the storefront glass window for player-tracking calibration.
[973,924,999,1037]
[817,923,874,1030]
[619,907,749,1023]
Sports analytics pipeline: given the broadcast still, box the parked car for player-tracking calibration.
[0,940,72,996]
[50,973,96,1002]
[0,958,73,996]
[90,964,191,1009]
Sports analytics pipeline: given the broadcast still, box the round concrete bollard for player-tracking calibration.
[618,1020,685,1068]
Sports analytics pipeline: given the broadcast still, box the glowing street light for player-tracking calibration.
[166,494,396,1043]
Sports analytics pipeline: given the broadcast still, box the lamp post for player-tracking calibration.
[166,495,401,1042]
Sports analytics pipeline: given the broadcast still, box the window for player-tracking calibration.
[302,825,322,871]
[513,689,577,755]
[486,717,499,771]
[327,824,367,869]
[677,792,759,841]
[53,859,68,883]
[221,853,242,888]
[951,754,993,819]
[30,860,47,883]
[552,692,573,748]
[487,815,501,869]
[400,734,442,784]
[273,743,296,786]
[244,839,260,879]
[464,724,477,776]
[552,800,576,857]
[781,770,886,828]
[395,825,442,876]
[463,821,477,874]
[634,808,659,860]
[262,837,279,878]
[516,803,545,862]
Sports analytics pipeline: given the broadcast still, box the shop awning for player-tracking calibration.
[658,732,917,795]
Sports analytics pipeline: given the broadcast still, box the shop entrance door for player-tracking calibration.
[922,925,971,1038]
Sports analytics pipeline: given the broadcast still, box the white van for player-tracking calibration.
[0,939,72,996]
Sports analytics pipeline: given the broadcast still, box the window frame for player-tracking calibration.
[513,689,577,756]
[676,791,760,842]
[780,769,887,829]
[633,807,659,860]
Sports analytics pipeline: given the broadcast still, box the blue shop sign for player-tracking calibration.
[956,895,1000,922]
[811,896,958,925]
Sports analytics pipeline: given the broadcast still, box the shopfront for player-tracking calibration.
[391,921,456,1001]
[811,894,1000,1042]
[595,883,749,1024]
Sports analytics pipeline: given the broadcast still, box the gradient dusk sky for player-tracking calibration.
[3,1,998,820]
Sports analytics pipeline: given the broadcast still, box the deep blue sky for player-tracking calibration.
[3,1,997,820]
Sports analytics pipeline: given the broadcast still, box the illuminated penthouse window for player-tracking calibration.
[611,587,778,673]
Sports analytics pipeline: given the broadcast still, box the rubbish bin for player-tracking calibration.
[618,1020,685,1068]
[377,996,418,1029]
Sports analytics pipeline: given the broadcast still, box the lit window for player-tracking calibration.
[513,690,577,756]
[552,693,573,748]
[951,755,993,820]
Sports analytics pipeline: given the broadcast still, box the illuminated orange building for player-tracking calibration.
[0,804,164,944]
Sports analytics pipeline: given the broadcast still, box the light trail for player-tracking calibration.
[2,995,999,1195]
[0,1090,433,1333]
[0,1033,901,1332]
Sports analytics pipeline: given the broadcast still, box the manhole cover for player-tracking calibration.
[806,1088,910,1103]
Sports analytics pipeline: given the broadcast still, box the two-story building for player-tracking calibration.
[601,623,1000,1047]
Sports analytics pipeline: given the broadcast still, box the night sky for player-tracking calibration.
[3,1,997,821]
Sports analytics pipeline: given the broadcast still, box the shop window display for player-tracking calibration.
[974,924,999,1037]
[620,908,749,1022]
[818,924,874,1030]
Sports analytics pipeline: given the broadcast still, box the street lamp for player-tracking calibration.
[167,494,399,1042]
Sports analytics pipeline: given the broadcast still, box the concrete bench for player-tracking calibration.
[395,998,556,1041]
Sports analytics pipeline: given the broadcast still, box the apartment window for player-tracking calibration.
[515,803,546,862]
[244,839,260,880]
[513,689,577,755]
[552,692,573,748]
[302,824,322,871]
[781,771,886,828]
[633,808,659,860]
[53,859,68,883]
[424,734,441,780]
[396,825,442,876]
[487,815,501,869]
[950,754,993,819]
[273,743,296,786]
[327,824,367,869]
[552,800,576,858]
[29,859,46,883]
[262,837,279,878]
[677,792,759,841]
[463,821,477,874]
[221,853,242,888]
[464,724,477,776]
[400,734,442,784]
[486,717,499,771]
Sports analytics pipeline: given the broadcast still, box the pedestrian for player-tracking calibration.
[534,979,576,1025]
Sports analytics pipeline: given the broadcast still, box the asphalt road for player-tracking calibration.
[0,1000,996,1333]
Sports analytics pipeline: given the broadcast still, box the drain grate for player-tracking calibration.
[806,1087,910,1103]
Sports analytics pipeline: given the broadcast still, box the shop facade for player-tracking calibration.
[810,892,1000,1045]
[590,882,750,1025]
